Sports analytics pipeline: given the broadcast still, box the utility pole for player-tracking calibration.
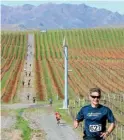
[63,37,68,109]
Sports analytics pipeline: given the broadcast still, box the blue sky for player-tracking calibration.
[1,0,124,15]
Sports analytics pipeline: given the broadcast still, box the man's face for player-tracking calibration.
[89,92,101,106]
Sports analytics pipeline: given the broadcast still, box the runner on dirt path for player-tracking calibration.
[29,72,31,77]
[27,93,30,100]
[33,97,36,103]
[28,82,30,87]
[22,81,25,87]
[74,87,116,140]
[49,98,53,106]
[55,112,61,125]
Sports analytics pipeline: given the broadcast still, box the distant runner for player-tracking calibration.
[49,98,53,106]
[22,81,25,86]
[27,93,30,100]
[28,82,30,87]
[55,112,61,125]
[29,72,31,77]
[74,87,115,140]
[33,97,36,103]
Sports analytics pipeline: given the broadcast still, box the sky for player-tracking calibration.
[1,0,124,15]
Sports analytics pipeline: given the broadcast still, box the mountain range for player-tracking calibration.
[1,3,124,30]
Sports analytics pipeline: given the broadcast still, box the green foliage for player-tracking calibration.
[15,109,32,140]
[35,28,124,60]
[42,60,53,99]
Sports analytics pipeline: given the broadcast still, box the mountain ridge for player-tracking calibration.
[1,3,124,30]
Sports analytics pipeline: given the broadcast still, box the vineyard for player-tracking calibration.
[1,28,124,139]
[34,28,124,100]
[1,32,27,102]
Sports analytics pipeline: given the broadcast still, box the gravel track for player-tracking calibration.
[22,106,81,140]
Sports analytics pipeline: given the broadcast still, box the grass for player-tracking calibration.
[15,109,32,140]
[2,107,47,140]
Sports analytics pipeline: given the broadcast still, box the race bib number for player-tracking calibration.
[89,124,102,132]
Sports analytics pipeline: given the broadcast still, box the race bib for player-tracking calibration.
[89,124,102,132]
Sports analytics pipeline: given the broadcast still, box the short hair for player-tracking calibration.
[89,87,101,96]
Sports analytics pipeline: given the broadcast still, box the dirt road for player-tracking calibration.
[17,33,36,103]
[1,104,81,140]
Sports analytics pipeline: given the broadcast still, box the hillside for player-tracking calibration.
[1,3,124,30]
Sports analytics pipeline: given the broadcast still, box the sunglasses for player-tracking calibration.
[90,95,101,99]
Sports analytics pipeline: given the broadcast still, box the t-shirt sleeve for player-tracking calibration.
[76,108,84,122]
[107,108,115,123]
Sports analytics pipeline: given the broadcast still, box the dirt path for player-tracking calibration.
[17,33,36,103]
[23,105,81,140]
[1,104,81,140]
